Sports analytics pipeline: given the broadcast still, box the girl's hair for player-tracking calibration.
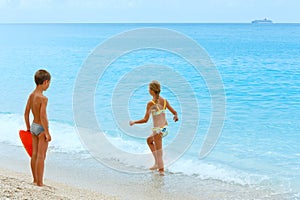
[149,80,161,103]
[34,69,51,85]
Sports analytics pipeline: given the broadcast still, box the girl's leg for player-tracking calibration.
[147,134,158,170]
[153,134,164,175]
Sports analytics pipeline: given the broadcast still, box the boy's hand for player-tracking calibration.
[45,133,51,142]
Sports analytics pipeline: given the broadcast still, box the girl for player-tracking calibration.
[129,80,178,175]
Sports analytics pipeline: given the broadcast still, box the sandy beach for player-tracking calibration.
[0,167,118,200]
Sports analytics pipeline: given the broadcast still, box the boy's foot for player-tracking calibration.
[36,182,44,187]
[149,164,158,170]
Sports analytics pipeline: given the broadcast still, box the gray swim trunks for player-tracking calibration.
[30,122,45,136]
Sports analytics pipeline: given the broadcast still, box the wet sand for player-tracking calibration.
[0,143,293,200]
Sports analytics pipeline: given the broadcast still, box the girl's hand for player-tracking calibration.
[173,115,178,122]
[129,121,135,126]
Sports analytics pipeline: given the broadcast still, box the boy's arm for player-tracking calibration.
[129,102,152,126]
[40,97,51,142]
[24,96,31,131]
[166,100,178,122]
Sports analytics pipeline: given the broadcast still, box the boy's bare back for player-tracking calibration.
[28,91,48,125]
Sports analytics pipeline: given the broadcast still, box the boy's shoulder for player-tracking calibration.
[39,94,48,103]
[30,91,48,102]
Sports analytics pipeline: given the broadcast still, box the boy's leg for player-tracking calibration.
[31,134,38,184]
[36,132,49,186]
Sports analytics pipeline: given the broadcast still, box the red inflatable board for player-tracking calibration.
[19,130,32,157]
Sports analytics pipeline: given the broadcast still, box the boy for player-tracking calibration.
[24,69,51,186]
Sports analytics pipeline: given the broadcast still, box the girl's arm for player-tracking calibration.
[166,100,179,122]
[129,102,152,126]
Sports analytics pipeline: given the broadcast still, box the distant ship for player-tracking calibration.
[251,18,273,24]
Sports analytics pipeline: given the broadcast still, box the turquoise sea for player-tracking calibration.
[0,23,300,199]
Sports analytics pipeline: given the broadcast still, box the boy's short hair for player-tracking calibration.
[34,69,51,85]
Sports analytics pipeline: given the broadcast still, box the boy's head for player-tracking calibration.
[34,69,51,85]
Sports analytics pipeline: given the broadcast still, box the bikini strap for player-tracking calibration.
[151,98,166,110]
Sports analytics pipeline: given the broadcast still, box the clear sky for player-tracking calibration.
[0,0,299,23]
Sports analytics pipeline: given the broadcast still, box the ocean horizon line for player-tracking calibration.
[1,22,299,25]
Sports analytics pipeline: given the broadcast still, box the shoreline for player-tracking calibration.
[0,143,294,200]
[0,167,118,200]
